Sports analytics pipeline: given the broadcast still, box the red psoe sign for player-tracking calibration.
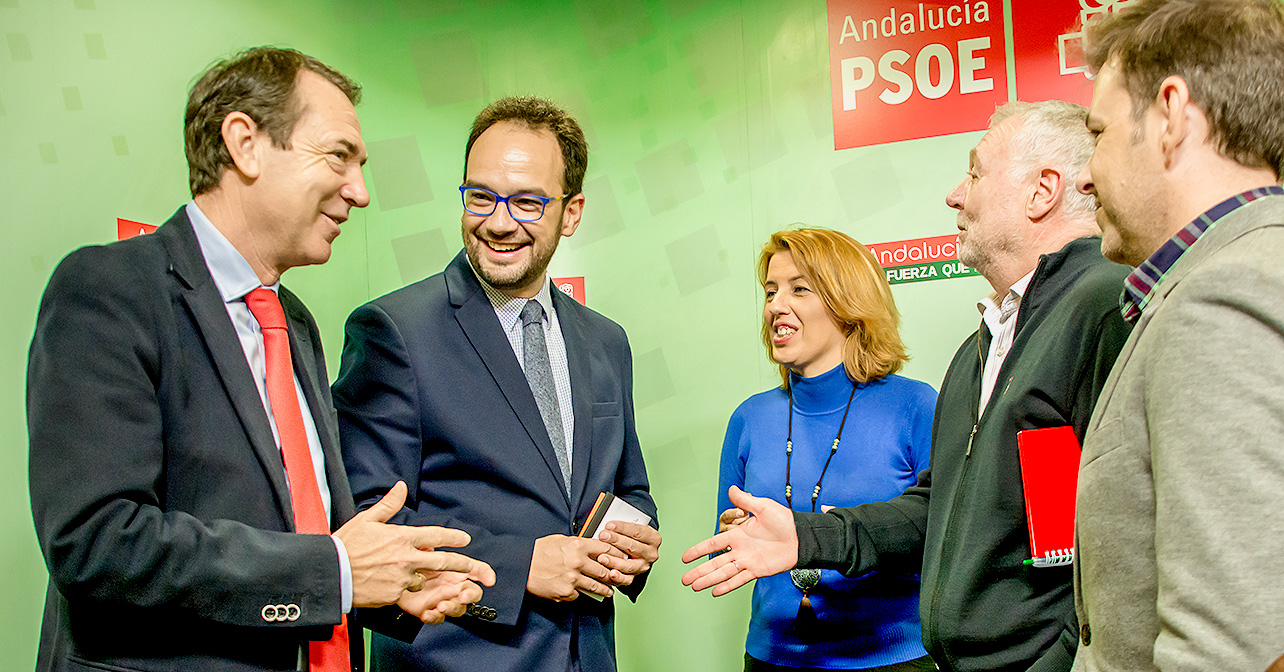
[552,277,586,305]
[1011,0,1137,106]
[117,218,157,240]
[828,0,1010,149]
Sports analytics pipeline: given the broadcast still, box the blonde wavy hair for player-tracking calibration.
[757,228,908,388]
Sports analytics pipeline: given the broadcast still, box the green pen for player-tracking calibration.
[1024,551,1074,567]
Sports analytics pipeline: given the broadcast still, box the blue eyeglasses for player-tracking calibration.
[459,186,567,223]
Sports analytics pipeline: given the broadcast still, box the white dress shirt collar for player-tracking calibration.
[976,269,1035,416]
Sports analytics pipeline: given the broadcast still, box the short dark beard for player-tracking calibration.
[464,234,561,295]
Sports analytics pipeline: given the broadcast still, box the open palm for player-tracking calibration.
[680,486,800,597]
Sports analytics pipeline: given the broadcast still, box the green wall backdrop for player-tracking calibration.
[1,1,1007,669]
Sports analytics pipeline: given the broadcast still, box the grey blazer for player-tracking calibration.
[1073,193,1284,671]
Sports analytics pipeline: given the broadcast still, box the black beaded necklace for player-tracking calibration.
[784,380,858,512]
[785,378,858,610]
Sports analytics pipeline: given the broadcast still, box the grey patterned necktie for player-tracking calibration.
[520,300,571,495]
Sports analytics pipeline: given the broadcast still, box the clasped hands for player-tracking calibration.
[527,521,662,602]
[679,486,802,597]
[334,481,496,624]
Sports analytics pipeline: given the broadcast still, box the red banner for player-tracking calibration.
[552,276,586,305]
[117,218,157,240]
[866,233,960,267]
[866,234,979,285]
[1011,0,1136,106]
[828,0,1010,149]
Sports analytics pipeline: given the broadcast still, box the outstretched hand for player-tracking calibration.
[679,486,799,597]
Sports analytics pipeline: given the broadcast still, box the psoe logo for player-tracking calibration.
[551,276,586,305]
[117,218,157,240]
[1057,0,1138,77]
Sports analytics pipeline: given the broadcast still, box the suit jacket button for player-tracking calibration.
[1081,623,1091,645]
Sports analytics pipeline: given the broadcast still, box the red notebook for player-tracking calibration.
[1017,426,1081,567]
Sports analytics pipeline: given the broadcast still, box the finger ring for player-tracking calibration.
[409,572,425,592]
[730,559,740,571]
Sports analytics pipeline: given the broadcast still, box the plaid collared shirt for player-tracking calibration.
[1120,185,1284,323]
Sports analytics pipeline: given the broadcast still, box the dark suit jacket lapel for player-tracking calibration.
[552,288,594,510]
[444,252,572,507]
[159,209,295,527]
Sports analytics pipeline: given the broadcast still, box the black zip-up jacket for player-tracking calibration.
[796,237,1132,672]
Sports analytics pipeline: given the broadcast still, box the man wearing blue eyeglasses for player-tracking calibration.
[332,96,660,672]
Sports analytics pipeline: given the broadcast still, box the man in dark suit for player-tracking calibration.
[333,96,661,672]
[27,47,493,672]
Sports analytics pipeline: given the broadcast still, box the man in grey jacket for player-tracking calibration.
[1072,0,1284,669]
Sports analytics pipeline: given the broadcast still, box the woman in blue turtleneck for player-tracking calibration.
[716,228,937,671]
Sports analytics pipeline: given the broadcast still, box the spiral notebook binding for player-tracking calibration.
[1030,547,1074,567]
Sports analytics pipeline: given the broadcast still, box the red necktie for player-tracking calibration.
[244,287,350,672]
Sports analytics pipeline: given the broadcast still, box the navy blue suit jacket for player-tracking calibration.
[333,251,657,672]
[28,208,362,672]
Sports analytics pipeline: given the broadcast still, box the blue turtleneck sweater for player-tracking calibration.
[717,364,936,668]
